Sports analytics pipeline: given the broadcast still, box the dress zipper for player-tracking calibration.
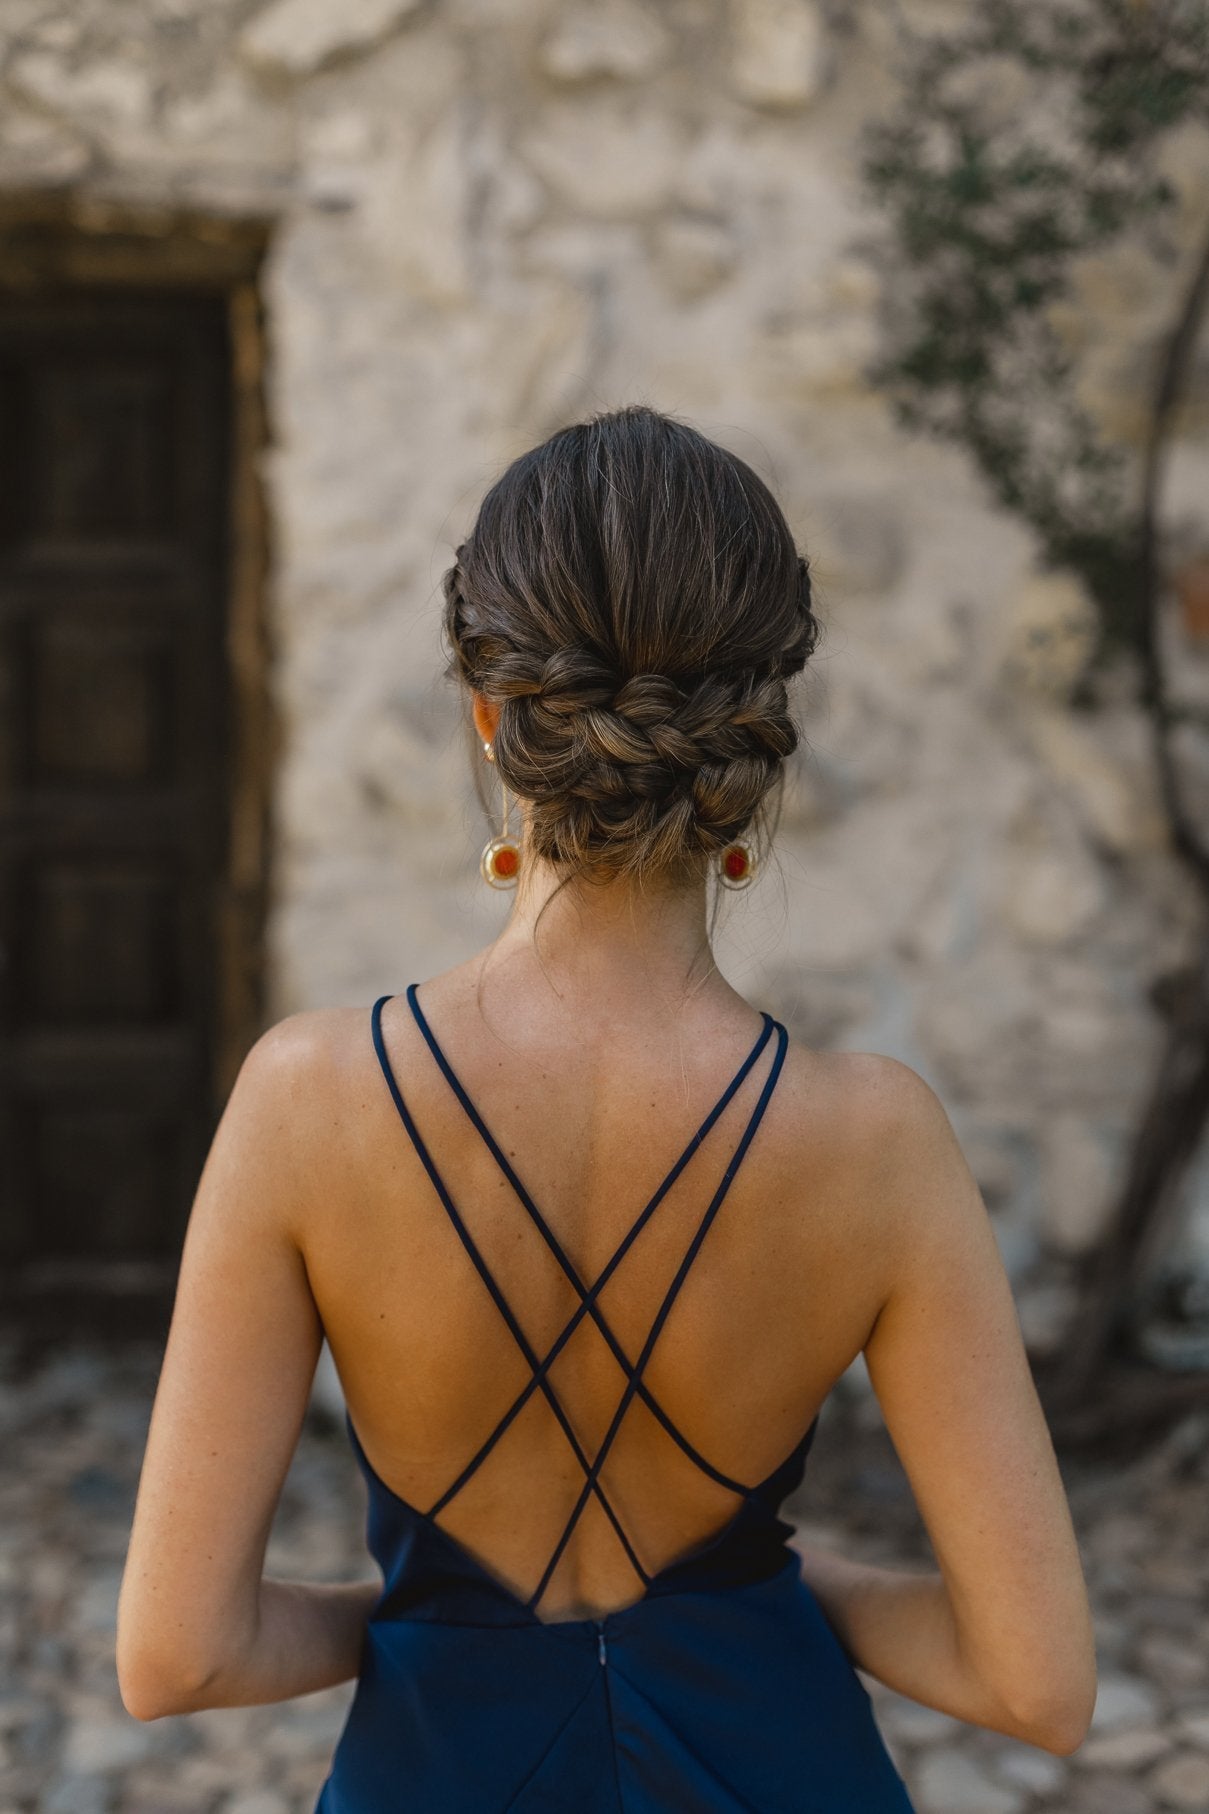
[594,1618,607,1665]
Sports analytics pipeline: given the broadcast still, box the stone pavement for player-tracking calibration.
[1,1333,1206,1813]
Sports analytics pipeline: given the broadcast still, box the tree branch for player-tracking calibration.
[1137,214,1209,889]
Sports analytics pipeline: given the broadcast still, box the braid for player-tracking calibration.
[437,405,823,883]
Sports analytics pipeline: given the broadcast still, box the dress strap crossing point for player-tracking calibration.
[404,983,773,1501]
[370,986,790,1618]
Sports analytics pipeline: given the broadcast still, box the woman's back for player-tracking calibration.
[301,958,920,1810]
[302,962,893,1626]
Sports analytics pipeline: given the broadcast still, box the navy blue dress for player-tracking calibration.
[314,986,916,1812]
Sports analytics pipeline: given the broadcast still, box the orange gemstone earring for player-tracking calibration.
[480,739,521,888]
[718,840,757,889]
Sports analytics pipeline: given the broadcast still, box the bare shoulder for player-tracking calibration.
[237,1004,371,1087]
[826,1049,980,1248]
[220,1007,379,1192]
[778,1041,984,1319]
[809,1046,947,1125]
[776,1037,951,1176]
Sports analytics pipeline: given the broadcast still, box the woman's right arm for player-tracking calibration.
[802,1055,1097,1755]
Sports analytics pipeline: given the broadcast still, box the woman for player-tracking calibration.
[117,405,1097,1810]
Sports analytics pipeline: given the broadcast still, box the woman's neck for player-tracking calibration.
[483,851,722,1026]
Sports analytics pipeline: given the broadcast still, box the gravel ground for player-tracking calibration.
[1,1334,1206,1813]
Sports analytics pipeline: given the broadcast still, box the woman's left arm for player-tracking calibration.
[117,1012,379,1720]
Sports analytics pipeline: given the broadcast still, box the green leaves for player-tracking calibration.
[860,0,1209,665]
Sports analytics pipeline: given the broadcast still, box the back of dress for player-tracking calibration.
[314,984,915,1813]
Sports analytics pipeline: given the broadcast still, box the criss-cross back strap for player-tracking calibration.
[405,982,774,1510]
[524,1017,788,1610]
[371,995,650,1585]
[371,989,789,1614]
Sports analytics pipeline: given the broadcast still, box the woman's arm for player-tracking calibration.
[805,1056,1098,1757]
[117,1011,376,1722]
[135,1578,383,1716]
[795,1547,1082,1752]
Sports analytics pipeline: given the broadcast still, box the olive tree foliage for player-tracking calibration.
[861,0,1209,1425]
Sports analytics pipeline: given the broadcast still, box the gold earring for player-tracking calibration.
[480,744,521,888]
[717,840,757,889]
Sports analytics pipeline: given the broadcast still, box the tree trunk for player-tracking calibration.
[1048,219,1209,1420]
[1052,958,1209,1411]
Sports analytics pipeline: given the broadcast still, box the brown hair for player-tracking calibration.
[441,404,820,888]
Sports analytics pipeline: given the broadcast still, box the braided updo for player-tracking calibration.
[441,404,820,886]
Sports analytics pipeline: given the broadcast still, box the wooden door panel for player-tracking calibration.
[24,360,177,550]
[32,610,176,784]
[30,1103,191,1256]
[0,291,231,1272]
[25,855,179,1022]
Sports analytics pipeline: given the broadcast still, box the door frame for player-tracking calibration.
[0,194,278,1319]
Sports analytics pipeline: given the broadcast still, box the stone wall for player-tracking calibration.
[3,0,1209,1334]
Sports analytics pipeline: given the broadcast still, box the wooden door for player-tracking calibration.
[0,291,232,1283]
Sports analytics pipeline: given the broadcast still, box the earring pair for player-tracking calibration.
[478,737,757,890]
